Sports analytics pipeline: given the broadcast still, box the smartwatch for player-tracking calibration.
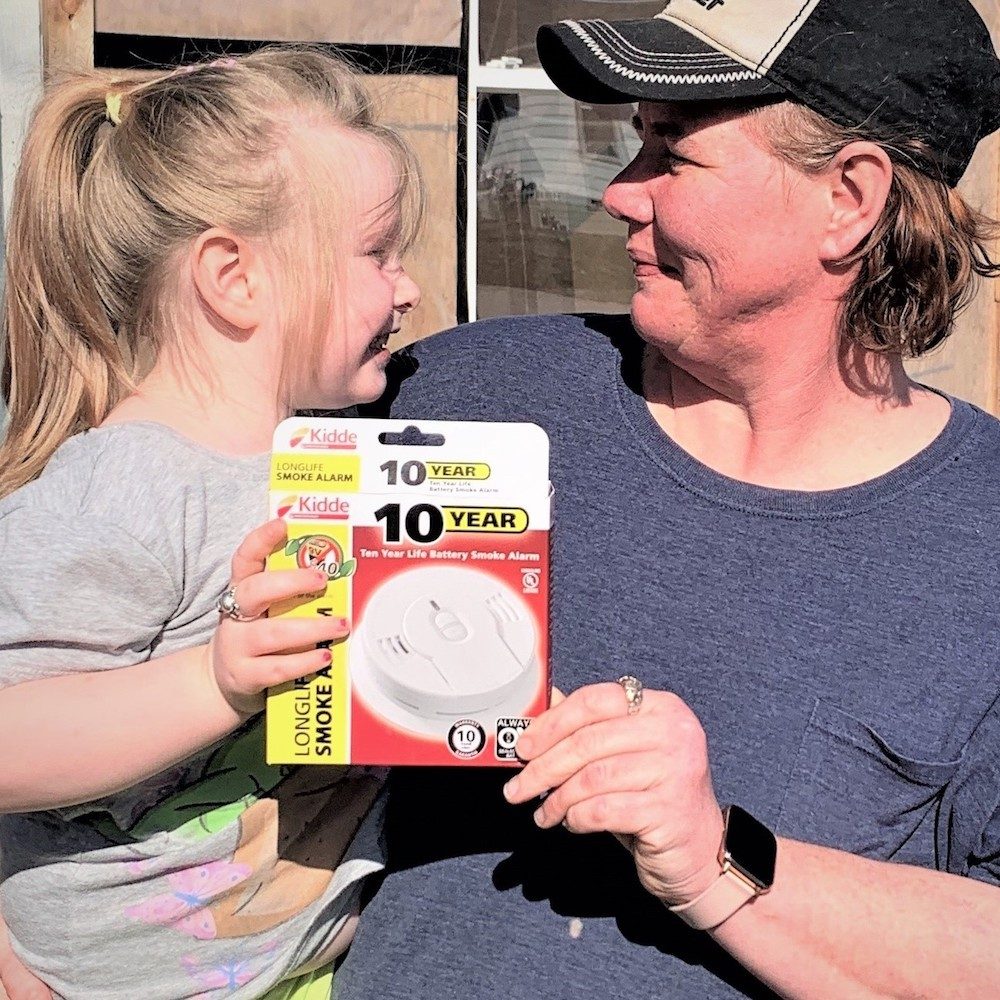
[668,805,777,931]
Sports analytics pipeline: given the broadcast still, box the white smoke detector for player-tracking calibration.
[351,567,540,738]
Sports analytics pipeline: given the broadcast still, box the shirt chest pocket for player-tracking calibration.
[776,699,963,860]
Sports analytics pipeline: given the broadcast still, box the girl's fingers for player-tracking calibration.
[240,616,351,657]
[225,568,328,619]
[229,519,288,586]
[252,647,339,688]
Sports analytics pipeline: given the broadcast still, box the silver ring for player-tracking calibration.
[617,675,643,716]
[216,587,259,623]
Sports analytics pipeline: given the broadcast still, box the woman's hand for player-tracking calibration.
[0,914,51,1000]
[207,519,349,716]
[502,682,726,906]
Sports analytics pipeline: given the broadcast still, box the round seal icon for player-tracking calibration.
[447,720,486,759]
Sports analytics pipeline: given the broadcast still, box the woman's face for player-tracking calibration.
[602,101,830,373]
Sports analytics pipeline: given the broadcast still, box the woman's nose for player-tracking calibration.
[602,158,654,227]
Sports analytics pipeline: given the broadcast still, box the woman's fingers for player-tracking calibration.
[561,790,663,837]
[229,518,287,586]
[505,715,666,804]
[528,750,665,828]
[517,683,643,761]
[502,682,724,906]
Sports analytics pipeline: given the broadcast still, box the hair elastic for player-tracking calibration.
[105,92,123,126]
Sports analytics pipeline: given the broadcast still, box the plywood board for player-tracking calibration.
[43,0,94,75]
[366,75,458,347]
[906,0,1000,413]
[95,0,461,47]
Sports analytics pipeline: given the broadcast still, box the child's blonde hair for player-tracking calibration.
[0,47,423,497]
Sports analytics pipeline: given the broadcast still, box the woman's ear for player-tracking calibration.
[818,141,894,263]
[190,228,266,333]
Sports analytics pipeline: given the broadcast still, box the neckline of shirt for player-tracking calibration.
[611,341,979,519]
[78,421,271,469]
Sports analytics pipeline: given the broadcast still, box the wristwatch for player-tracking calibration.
[668,805,777,931]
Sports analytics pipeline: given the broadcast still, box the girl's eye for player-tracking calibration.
[367,246,398,268]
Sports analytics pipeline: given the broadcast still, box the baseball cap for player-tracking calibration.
[536,0,1000,185]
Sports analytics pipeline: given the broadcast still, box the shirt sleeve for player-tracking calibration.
[940,692,1000,886]
[0,504,182,687]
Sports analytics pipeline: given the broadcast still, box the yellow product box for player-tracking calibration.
[265,417,551,766]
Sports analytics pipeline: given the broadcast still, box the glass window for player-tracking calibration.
[476,91,640,318]
[479,0,664,67]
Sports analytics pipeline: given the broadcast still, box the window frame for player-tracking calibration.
[465,0,559,319]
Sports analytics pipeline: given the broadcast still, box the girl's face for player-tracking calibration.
[305,140,421,410]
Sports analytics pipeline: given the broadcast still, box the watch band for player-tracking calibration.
[668,866,759,930]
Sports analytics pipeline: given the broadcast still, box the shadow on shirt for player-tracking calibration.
[373,768,777,1000]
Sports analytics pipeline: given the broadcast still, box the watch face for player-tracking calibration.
[724,805,777,890]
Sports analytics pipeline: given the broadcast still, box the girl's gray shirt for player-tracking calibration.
[0,423,384,999]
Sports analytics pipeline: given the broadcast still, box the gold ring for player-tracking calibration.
[617,675,643,716]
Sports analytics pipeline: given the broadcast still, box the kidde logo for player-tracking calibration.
[288,426,358,450]
[275,494,351,520]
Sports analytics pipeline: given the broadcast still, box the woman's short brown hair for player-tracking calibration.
[751,101,1000,358]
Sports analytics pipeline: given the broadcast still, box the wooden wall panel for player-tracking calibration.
[368,75,458,348]
[95,0,462,47]
[906,0,1000,413]
[43,0,94,75]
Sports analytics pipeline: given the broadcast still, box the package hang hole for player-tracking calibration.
[351,567,540,737]
[377,425,445,447]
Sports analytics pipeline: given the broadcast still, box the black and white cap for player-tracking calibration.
[536,0,1000,185]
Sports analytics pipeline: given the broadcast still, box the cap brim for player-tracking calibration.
[537,18,785,105]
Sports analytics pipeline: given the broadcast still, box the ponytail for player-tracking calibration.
[1,75,137,497]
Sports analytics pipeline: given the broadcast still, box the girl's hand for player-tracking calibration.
[207,519,349,717]
[502,682,726,907]
[0,914,51,1000]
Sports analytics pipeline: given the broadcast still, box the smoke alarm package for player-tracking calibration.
[265,417,551,766]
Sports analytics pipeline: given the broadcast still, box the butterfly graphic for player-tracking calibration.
[181,940,279,996]
[124,859,251,940]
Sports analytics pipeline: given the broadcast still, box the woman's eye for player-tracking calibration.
[657,147,687,173]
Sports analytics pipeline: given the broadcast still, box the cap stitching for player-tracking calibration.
[582,20,740,70]
[564,19,766,86]
[585,20,739,67]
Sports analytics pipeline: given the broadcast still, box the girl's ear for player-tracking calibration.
[190,228,266,332]
[817,141,894,263]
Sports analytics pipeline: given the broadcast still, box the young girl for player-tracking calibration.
[0,48,421,998]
